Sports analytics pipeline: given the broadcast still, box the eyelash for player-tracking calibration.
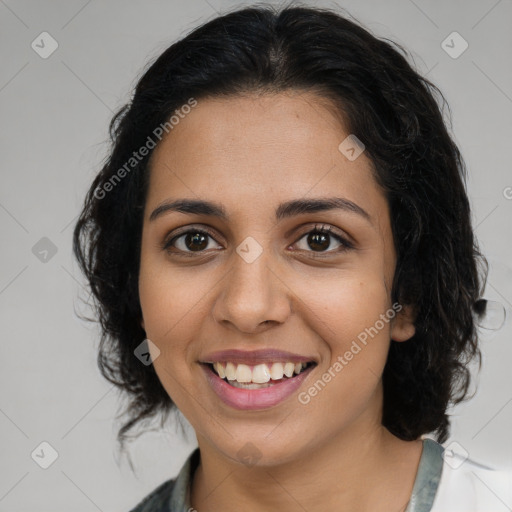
[161,224,353,257]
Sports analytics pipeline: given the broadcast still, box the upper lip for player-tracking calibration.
[200,349,317,365]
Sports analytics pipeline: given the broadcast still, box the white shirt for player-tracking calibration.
[431,451,512,511]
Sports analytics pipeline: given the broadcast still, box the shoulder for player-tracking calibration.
[127,478,177,512]
[431,452,512,512]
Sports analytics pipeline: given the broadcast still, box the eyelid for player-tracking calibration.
[161,224,221,251]
[161,222,354,254]
[294,223,353,247]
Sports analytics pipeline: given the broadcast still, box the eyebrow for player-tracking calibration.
[149,197,372,224]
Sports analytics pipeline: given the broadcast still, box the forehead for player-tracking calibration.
[146,91,387,226]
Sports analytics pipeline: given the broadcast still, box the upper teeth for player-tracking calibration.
[212,362,309,383]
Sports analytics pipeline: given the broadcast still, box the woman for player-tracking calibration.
[73,4,512,511]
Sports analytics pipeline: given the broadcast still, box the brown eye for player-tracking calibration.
[163,228,222,254]
[294,225,352,253]
[307,231,330,251]
[183,232,209,251]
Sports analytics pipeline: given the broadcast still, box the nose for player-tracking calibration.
[212,247,292,334]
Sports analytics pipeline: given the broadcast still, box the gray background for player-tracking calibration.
[1,0,511,510]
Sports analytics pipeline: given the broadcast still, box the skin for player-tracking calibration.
[138,90,421,512]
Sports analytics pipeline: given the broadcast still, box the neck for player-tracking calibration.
[190,418,423,512]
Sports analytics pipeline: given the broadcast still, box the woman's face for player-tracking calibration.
[138,91,415,465]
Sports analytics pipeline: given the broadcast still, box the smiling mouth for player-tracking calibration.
[205,361,317,389]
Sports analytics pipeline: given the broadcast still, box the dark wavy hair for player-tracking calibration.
[72,3,488,453]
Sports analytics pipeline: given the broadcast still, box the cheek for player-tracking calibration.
[137,256,221,395]
[292,271,393,399]
[138,265,202,400]
[295,271,391,342]
[296,276,392,418]
[138,255,210,340]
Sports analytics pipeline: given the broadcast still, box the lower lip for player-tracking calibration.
[200,363,315,410]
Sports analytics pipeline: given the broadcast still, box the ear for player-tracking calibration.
[390,304,416,342]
